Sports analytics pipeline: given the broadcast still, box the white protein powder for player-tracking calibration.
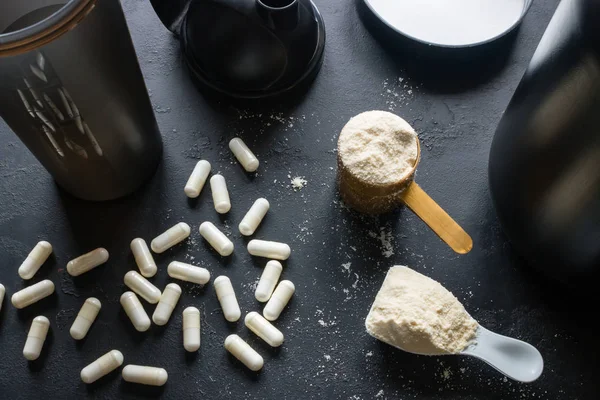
[365,266,478,355]
[367,0,525,46]
[338,110,418,186]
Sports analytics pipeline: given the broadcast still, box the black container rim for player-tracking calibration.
[0,0,96,57]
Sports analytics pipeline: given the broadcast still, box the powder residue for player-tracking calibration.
[291,176,307,190]
[365,266,478,355]
[338,111,418,185]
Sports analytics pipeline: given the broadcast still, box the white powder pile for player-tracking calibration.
[338,110,418,186]
[365,266,478,355]
[291,176,307,190]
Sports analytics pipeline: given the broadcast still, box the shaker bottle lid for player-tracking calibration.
[150,0,326,99]
[363,0,533,48]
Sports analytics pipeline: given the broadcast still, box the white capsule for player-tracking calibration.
[245,311,284,347]
[247,240,291,260]
[152,283,181,326]
[210,175,231,214]
[120,291,151,332]
[67,248,109,277]
[11,280,55,309]
[81,350,124,384]
[263,280,295,321]
[183,307,201,352]
[167,261,211,285]
[0,283,5,312]
[18,241,53,280]
[224,334,264,371]
[23,316,50,361]
[151,222,191,254]
[214,276,241,322]
[255,260,283,302]
[124,271,161,304]
[199,222,234,256]
[239,198,270,236]
[130,238,157,278]
[122,365,168,386]
[184,160,211,198]
[70,297,101,340]
[229,137,259,172]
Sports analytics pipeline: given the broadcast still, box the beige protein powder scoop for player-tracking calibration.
[337,110,472,254]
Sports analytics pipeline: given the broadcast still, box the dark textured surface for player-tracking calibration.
[0,0,596,399]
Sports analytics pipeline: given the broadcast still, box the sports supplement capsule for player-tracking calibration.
[199,222,234,256]
[130,238,157,278]
[263,280,295,321]
[183,307,201,352]
[229,138,259,172]
[81,350,124,384]
[245,312,284,347]
[184,160,211,198]
[120,291,151,332]
[23,316,50,361]
[151,222,191,254]
[214,276,241,322]
[18,241,53,280]
[11,279,55,309]
[0,283,5,312]
[168,261,211,285]
[70,297,101,340]
[122,365,168,386]
[247,240,291,260]
[124,271,162,304]
[255,260,283,302]
[239,198,270,236]
[224,334,264,371]
[67,248,109,277]
[152,283,181,326]
[210,175,231,214]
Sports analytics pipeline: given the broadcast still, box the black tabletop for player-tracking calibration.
[1,0,597,399]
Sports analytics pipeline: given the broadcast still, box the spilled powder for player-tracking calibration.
[366,266,478,355]
[291,176,307,190]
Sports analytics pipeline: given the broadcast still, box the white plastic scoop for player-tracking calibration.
[461,326,544,383]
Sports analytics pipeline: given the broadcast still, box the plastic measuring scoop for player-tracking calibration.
[397,138,473,254]
[368,323,543,383]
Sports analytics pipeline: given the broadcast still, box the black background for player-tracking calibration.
[1,0,597,399]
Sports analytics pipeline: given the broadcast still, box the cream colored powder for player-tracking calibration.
[365,266,478,355]
[338,111,418,185]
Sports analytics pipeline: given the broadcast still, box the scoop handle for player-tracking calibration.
[400,182,473,254]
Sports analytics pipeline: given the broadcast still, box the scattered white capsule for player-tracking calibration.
[239,198,270,236]
[183,307,201,352]
[214,276,241,322]
[130,238,157,278]
[224,334,264,371]
[247,240,291,260]
[263,280,295,321]
[210,175,231,214]
[255,260,283,302]
[81,350,124,384]
[120,291,151,332]
[67,248,109,277]
[11,280,55,309]
[245,312,284,347]
[0,283,5,312]
[199,222,234,256]
[23,316,50,361]
[70,297,101,340]
[124,271,161,304]
[151,222,191,254]
[184,160,211,198]
[167,261,210,285]
[152,283,181,326]
[229,137,259,172]
[122,365,168,386]
[18,241,53,280]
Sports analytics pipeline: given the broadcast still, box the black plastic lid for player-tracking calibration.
[150,0,326,99]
